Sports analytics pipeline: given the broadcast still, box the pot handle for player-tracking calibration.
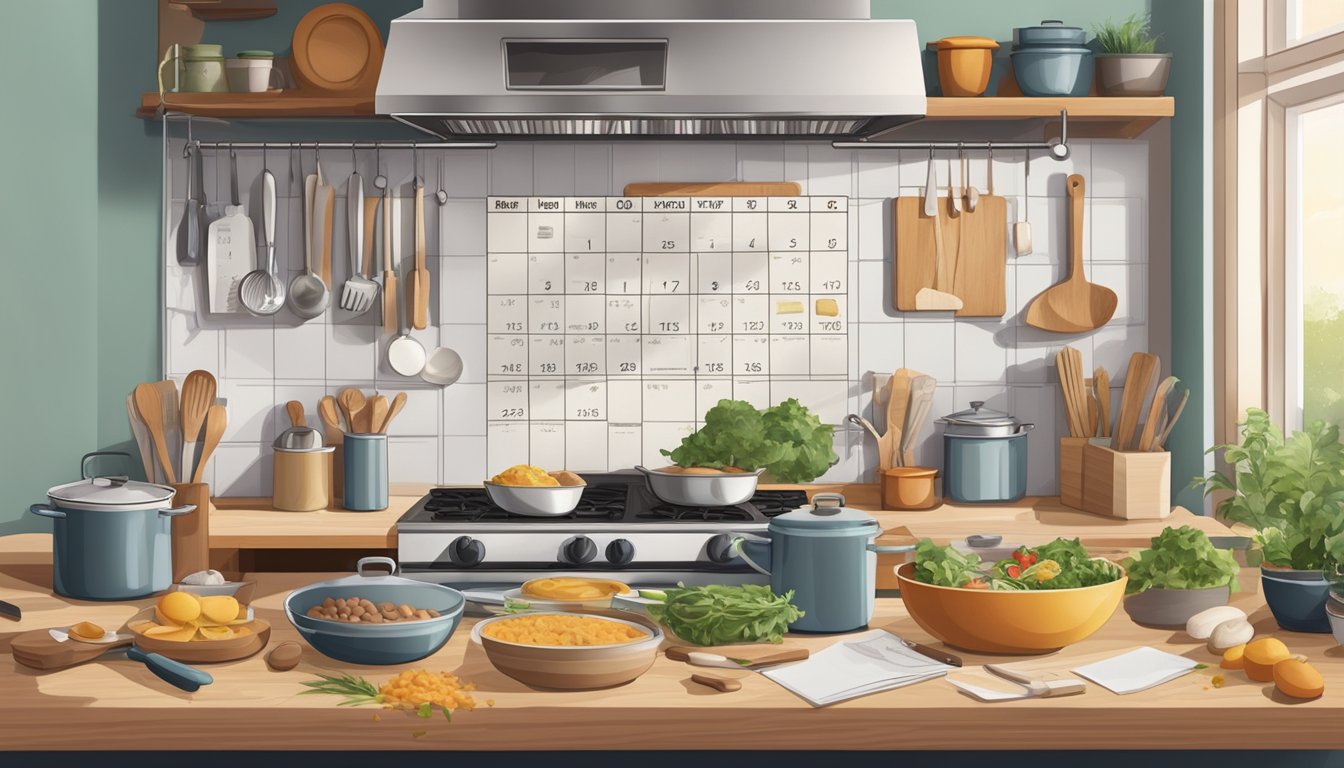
[729,533,772,577]
[356,556,399,578]
[29,504,66,520]
[158,505,196,517]
[81,451,134,480]
[1016,423,1036,433]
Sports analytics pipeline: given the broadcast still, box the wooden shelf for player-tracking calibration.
[137,91,374,119]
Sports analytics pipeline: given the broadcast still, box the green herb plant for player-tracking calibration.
[644,584,804,646]
[662,398,837,483]
[1120,525,1240,595]
[1093,14,1161,54]
[1194,408,1344,574]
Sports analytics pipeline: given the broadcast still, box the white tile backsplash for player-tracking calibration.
[168,139,1154,496]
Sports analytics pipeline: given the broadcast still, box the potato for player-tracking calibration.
[1221,644,1246,670]
[158,591,201,625]
[1274,659,1324,699]
[200,595,240,624]
[1207,618,1254,653]
[1186,605,1247,640]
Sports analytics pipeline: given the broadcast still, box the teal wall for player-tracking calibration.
[0,0,1206,529]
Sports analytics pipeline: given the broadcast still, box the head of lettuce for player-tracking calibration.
[661,398,837,484]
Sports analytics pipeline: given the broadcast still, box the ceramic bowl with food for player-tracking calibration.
[895,561,1126,654]
[636,465,764,507]
[285,557,465,665]
[485,465,586,517]
[472,611,663,690]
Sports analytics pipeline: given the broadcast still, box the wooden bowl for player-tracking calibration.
[127,607,270,663]
[472,612,662,690]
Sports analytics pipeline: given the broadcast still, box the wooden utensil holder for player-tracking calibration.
[169,483,212,581]
[1059,437,1089,510]
[1081,443,1171,520]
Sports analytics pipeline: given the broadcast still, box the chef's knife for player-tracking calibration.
[178,143,206,266]
[902,638,962,667]
[0,599,20,621]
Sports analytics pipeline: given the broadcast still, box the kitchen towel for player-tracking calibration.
[762,629,954,707]
[1071,646,1198,694]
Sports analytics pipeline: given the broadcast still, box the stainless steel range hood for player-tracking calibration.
[375,0,926,139]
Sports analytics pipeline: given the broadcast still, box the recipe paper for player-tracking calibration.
[1071,646,1198,695]
[762,629,954,707]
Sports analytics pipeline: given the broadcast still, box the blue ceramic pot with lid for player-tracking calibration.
[1011,20,1094,97]
[734,494,913,633]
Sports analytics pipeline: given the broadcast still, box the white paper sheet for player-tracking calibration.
[1071,646,1198,695]
[762,630,954,707]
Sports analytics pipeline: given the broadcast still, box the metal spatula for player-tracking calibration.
[339,172,379,313]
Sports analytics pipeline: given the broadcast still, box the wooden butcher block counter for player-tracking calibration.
[4,532,1344,751]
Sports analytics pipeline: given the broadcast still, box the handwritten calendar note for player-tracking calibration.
[485,195,849,473]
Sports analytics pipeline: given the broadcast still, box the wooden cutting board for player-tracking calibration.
[894,196,1007,317]
[623,182,802,197]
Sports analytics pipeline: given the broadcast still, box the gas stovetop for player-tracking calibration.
[395,473,807,586]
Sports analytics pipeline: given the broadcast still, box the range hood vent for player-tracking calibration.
[377,0,926,140]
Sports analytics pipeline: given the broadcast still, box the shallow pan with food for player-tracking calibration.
[285,557,465,665]
[636,466,764,507]
[472,611,663,690]
[484,481,586,517]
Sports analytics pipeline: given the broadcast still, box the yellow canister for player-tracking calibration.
[273,447,334,512]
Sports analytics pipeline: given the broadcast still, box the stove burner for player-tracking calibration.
[427,484,628,522]
[639,503,756,522]
[749,490,810,518]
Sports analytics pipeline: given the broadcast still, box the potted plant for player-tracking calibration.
[1092,14,1172,96]
[1120,525,1239,628]
[1194,408,1344,632]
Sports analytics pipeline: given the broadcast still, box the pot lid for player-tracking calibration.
[1018,19,1084,33]
[934,36,1001,50]
[48,475,175,508]
[770,496,879,531]
[1011,45,1092,53]
[941,401,1019,427]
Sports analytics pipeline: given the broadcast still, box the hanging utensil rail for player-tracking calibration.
[186,140,495,155]
[832,109,1072,160]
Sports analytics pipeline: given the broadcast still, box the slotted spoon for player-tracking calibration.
[238,169,284,316]
[339,172,378,314]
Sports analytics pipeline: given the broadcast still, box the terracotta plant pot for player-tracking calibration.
[880,467,939,510]
[1096,53,1172,96]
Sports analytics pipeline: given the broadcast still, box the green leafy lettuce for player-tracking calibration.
[1120,525,1240,595]
[1193,408,1344,573]
[662,398,837,483]
[645,584,804,646]
[912,538,985,588]
[914,537,1121,591]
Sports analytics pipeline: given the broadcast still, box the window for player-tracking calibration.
[1289,0,1344,46]
[1292,98,1344,428]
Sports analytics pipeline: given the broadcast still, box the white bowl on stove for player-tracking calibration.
[484,481,586,517]
[636,466,765,507]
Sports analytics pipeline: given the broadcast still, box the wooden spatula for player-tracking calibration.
[192,404,227,484]
[886,370,915,468]
[1139,376,1179,452]
[1094,367,1111,438]
[410,177,430,330]
[367,395,389,437]
[381,186,398,334]
[379,392,407,434]
[154,379,182,482]
[337,388,367,435]
[179,370,215,479]
[1115,353,1159,451]
[318,395,344,444]
[285,400,306,428]
[134,383,177,485]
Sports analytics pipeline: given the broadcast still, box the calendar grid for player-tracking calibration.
[487,195,848,473]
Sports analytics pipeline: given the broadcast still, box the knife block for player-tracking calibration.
[169,482,212,581]
[1058,437,1088,510]
[1081,444,1171,520]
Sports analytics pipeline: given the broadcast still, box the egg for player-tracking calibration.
[1221,644,1246,670]
[1274,659,1324,699]
[1244,637,1292,682]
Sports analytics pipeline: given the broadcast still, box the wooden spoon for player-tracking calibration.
[367,395,389,437]
[378,392,407,434]
[1139,376,1179,453]
[318,396,344,445]
[337,388,366,435]
[1115,353,1159,451]
[1025,175,1118,333]
[285,400,306,428]
[179,370,215,478]
[192,404,227,484]
[133,383,176,485]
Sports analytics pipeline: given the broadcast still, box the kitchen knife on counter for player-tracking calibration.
[0,599,20,621]
[901,639,962,667]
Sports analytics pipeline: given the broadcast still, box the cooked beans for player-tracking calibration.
[305,596,442,624]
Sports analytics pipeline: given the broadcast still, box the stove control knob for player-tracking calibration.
[561,535,597,565]
[605,539,636,567]
[705,533,739,564]
[451,536,485,567]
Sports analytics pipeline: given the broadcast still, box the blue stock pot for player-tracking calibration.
[734,494,913,633]
[30,452,194,600]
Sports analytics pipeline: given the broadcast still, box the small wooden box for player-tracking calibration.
[1059,437,1089,510]
[1081,443,1171,520]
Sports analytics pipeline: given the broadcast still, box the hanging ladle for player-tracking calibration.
[289,145,330,320]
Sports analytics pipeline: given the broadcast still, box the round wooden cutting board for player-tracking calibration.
[290,3,383,93]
